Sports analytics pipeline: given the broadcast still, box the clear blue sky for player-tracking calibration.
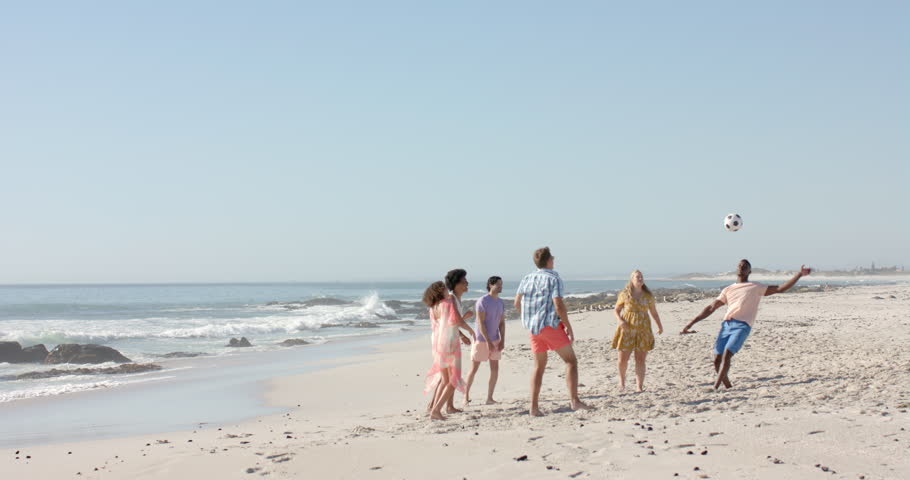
[1,1,906,283]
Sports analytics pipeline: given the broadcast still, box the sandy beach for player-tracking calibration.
[3,283,909,479]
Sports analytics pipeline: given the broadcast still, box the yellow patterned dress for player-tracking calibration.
[611,290,656,351]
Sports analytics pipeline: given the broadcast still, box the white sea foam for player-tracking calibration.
[0,293,400,344]
[0,376,172,403]
[564,292,600,299]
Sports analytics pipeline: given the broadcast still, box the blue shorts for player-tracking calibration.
[713,320,751,355]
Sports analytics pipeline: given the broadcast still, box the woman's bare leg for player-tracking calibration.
[617,350,632,392]
[463,360,481,405]
[430,371,452,420]
[634,350,648,392]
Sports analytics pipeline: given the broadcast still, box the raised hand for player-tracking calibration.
[799,265,812,276]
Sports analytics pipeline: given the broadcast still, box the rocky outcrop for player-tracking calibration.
[0,342,50,364]
[227,337,252,347]
[20,344,49,362]
[6,363,162,380]
[278,339,310,347]
[44,344,132,364]
[156,352,206,358]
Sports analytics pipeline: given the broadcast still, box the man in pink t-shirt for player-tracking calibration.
[681,259,812,390]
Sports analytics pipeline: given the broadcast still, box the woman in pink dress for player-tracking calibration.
[423,281,474,421]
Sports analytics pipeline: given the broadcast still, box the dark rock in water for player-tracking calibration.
[0,341,26,363]
[302,298,351,307]
[0,342,47,363]
[265,298,351,311]
[20,344,49,363]
[351,322,380,328]
[8,363,162,380]
[278,339,310,347]
[45,344,132,364]
[156,352,206,358]
[228,337,253,347]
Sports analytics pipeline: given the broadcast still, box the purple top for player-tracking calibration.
[474,294,504,342]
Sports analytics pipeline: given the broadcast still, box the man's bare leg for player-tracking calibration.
[486,360,500,404]
[530,351,547,416]
[464,360,481,405]
[714,350,735,390]
[634,350,648,392]
[617,350,631,392]
[555,344,593,411]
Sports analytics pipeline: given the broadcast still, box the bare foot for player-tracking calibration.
[463,395,471,405]
[636,385,644,393]
[618,384,625,392]
[429,411,446,421]
[530,408,545,417]
[485,398,499,405]
[571,400,594,411]
[446,406,463,414]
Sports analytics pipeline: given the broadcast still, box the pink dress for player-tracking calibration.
[425,298,465,393]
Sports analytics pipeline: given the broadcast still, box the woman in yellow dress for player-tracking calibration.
[612,270,663,392]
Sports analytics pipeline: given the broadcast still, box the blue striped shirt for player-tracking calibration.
[517,269,565,335]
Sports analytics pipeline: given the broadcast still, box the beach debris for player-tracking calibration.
[246,467,261,474]
[514,455,528,461]
[267,453,292,464]
[370,466,382,470]
[809,430,825,435]
[228,337,253,347]
[156,440,170,444]
[528,436,544,442]
[350,426,375,437]
[569,472,584,478]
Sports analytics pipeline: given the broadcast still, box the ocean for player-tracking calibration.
[0,278,897,446]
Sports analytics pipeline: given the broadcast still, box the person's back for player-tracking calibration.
[518,269,563,335]
[514,247,592,416]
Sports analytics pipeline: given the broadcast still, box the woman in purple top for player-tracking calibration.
[464,276,506,405]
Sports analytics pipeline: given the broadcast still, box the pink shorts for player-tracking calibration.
[471,340,502,362]
[529,323,571,354]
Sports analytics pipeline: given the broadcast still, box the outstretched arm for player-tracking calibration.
[765,265,812,296]
[680,299,724,334]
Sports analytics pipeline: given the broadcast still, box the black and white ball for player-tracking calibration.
[724,213,743,232]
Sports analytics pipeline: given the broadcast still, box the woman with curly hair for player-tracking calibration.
[611,270,663,392]
[423,280,475,420]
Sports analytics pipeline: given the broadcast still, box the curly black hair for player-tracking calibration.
[486,276,502,292]
[444,269,467,291]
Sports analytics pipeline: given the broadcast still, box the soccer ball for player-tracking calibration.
[724,213,743,232]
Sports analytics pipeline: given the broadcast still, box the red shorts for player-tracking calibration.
[529,323,571,354]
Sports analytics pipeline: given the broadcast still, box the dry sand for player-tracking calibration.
[4,284,909,479]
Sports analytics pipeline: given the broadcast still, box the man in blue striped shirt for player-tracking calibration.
[514,247,593,416]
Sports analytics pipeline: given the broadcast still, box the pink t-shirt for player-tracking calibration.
[717,282,769,327]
